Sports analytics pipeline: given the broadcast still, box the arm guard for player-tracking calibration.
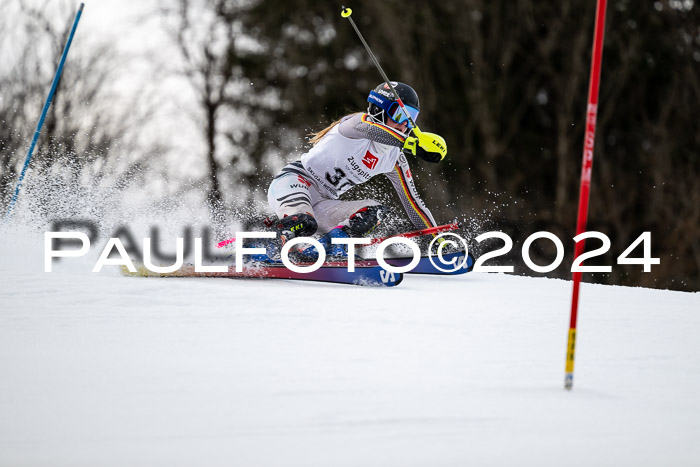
[338,113,406,148]
[384,154,438,230]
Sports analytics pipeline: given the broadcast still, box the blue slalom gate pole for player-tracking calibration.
[4,2,85,220]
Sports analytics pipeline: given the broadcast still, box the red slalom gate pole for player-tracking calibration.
[565,0,608,390]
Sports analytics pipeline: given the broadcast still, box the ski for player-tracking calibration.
[256,250,475,276]
[380,250,475,275]
[122,263,403,287]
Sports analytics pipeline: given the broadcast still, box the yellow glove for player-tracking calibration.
[402,127,447,163]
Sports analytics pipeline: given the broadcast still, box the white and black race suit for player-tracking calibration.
[268,113,437,234]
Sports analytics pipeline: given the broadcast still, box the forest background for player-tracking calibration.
[1,0,698,291]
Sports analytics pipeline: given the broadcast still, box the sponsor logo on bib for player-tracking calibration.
[362,151,379,170]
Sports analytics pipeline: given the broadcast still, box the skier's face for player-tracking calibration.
[385,116,409,134]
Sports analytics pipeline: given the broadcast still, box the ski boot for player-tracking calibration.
[261,213,318,262]
[344,205,387,237]
[299,205,387,260]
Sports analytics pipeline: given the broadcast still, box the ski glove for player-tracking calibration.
[402,128,447,163]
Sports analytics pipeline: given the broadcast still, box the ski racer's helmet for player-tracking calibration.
[367,82,420,129]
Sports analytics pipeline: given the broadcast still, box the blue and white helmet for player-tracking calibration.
[367,81,420,129]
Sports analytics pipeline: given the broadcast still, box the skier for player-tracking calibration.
[266,81,447,258]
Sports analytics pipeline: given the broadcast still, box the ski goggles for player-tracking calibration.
[368,91,419,128]
[387,102,420,129]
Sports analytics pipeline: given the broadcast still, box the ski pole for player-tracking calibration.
[340,7,418,131]
[217,237,236,249]
[357,222,460,248]
[216,223,460,250]
[4,3,85,220]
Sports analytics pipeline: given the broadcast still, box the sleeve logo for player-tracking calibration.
[297,175,312,187]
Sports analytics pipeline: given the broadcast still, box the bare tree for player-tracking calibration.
[1,0,161,220]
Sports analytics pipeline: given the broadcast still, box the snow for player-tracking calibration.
[1,230,699,466]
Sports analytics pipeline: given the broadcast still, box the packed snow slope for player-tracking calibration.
[1,230,698,467]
